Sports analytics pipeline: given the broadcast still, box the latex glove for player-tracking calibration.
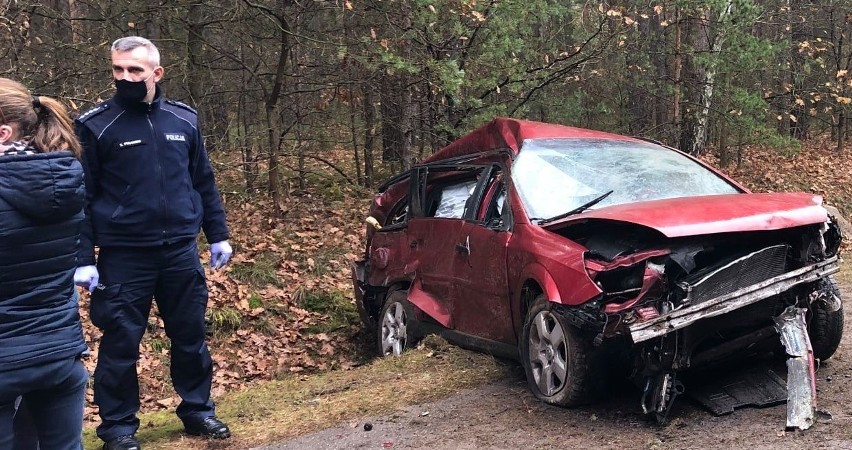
[74,265,100,292]
[210,240,233,270]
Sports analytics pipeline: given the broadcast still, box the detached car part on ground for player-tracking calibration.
[351,118,844,427]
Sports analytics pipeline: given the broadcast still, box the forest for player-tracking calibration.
[5,2,852,446]
[3,0,852,209]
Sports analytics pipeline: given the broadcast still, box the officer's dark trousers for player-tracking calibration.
[0,357,88,450]
[12,397,38,450]
[92,241,214,441]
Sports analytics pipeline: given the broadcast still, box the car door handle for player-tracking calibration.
[410,240,418,248]
[455,236,471,255]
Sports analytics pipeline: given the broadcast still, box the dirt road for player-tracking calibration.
[262,283,852,450]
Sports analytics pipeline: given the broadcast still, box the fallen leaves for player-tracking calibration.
[78,164,371,423]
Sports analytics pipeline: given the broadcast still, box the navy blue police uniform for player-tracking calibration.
[75,86,229,442]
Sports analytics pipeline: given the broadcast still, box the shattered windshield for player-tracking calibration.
[511,138,741,221]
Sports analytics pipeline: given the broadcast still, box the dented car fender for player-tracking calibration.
[508,225,602,309]
[514,260,563,303]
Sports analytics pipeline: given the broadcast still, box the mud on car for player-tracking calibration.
[351,118,843,422]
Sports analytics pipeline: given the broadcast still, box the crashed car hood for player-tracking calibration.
[544,193,827,237]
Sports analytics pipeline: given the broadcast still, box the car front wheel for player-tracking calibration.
[808,276,844,361]
[377,290,419,356]
[521,295,601,406]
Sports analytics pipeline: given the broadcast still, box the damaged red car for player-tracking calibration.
[351,118,843,423]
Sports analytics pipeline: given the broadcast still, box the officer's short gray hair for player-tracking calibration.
[111,36,161,67]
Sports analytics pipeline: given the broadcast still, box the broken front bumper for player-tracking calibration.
[629,256,840,343]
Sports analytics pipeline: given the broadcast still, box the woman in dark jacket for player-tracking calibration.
[0,77,89,449]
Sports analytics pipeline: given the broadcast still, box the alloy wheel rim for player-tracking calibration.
[381,301,407,356]
[528,310,568,396]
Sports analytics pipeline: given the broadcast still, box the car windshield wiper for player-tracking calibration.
[534,190,614,225]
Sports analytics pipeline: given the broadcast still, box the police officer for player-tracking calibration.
[74,36,233,450]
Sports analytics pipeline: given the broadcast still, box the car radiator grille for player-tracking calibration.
[677,244,790,305]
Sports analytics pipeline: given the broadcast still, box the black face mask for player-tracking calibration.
[114,77,152,103]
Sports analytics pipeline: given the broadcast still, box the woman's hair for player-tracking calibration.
[0,77,82,158]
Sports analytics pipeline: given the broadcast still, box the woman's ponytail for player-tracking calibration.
[0,78,81,158]
[29,95,82,158]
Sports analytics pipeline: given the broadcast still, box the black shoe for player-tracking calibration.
[184,415,231,439]
[103,435,140,450]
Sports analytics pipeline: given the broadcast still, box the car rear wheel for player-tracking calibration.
[521,295,601,406]
[377,290,419,356]
[809,276,844,361]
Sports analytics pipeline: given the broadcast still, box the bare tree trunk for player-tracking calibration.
[789,0,810,139]
[380,74,412,169]
[68,0,84,45]
[776,0,792,137]
[379,0,413,170]
[143,0,161,41]
[6,4,33,68]
[673,7,683,135]
[828,3,850,151]
[343,4,362,185]
[238,40,256,191]
[265,12,291,216]
[291,9,306,193]
[651,14,668,136]
[298,137,306,192]
[425,77,438,153]
[689,1,733,155]
[692,70,715,155]
[187,3,205,107]
[349,88,362,185]
[400,84,413,170]
[719,117,730,167]
[266,105,283,213]
[626,22,650,135]
[363,85,376,187]
[380,78,401,163]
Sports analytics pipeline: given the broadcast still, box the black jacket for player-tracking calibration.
[0,150,88,371]
[75,87,229,265]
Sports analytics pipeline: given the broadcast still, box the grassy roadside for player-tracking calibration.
[82,336,517,449]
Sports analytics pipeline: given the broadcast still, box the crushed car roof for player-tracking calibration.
[422,117,642,163]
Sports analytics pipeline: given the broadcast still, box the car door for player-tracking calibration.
[448,165,515,344]
[406,165,484,328]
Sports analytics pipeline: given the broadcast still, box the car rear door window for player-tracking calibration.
[432,180,478,218]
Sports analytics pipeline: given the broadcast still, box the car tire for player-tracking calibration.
[377,290,419,356]
[520,295,601,406]
[809,276,844,361]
